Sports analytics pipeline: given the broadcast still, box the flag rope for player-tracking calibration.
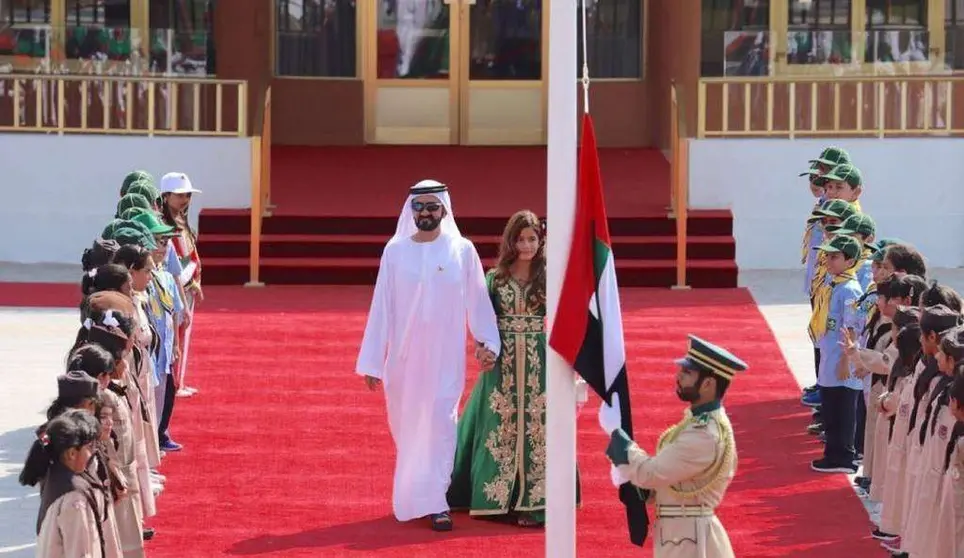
[580,0,591,114]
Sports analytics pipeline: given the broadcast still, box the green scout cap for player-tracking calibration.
[827,213,876,238]
[127,182,160,204]
[116,193,153,218]
[101,219,125,240]
[809,146,851,167]
[813,199,858,221]
[117,219,156,243]
[121,171,154,196]
[119,207,148,221]
[822,163,862,188]
[870,238,903,262]
[111,227,157,251]
[799,161,822,178]
[674,334,748,382]
[817,234,862,260]
[132,211,177,237]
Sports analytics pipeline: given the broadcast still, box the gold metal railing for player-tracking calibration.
[669,82,690,290]
[246,86,272,287]
[0,74,247,136]
[698,75,964,138]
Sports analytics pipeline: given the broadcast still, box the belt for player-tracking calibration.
[497,314,544,334]
[656,504,715,518]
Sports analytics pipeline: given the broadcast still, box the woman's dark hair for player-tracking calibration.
[113,244,152,271]
[81,264,130,297]
[161,194,192,238]
[888,274,928,306]
[897,323,923,371]
[921,281,964,313]
[19,409,100,487]
[81,239,120,272]
[493,210,546,307]
[939,326,964,364]
[920,304,963,336]
[46,388,101,423]
[67,344,115,380]
[69,310,134,359]
[892,306,921,330]
[884,244,927,278]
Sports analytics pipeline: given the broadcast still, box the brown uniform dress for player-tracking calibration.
[102,388,145,557]
[913,404,958,558]
[36,488,123,558]
[899,371,943,551]
[851,321,893,483]
[878,359,925,534]
[933,430,964,558]
[613,403,737,558]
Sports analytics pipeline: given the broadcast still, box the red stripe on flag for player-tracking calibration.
[549,113,606,366]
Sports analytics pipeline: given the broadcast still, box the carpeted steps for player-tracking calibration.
[197,209,738,288]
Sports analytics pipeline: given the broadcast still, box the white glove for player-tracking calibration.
[610,463,627,487]
[575,378,588,413]
[598,393,622,435]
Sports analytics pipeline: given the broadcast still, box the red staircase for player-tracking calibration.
[197,209,737,288]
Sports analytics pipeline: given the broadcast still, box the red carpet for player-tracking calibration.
[5,285,878,556]
[270,145,670,217]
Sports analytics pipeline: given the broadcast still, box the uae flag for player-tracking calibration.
[548,113,649,546]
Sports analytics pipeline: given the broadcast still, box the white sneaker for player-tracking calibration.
[183,386,198,394]
[150,472,166,484]
[151,482,164,496]
[175,389,194,398]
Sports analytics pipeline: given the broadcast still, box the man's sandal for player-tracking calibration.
[430,512,453,531]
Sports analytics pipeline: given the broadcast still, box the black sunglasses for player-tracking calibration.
[412,201,442,213]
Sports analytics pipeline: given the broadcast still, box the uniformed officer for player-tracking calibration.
[600,335,747,558]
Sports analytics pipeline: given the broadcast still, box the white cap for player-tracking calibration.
[159,172,202,195]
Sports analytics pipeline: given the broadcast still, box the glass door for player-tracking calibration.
[459,0,546,145]
[364,0,460,144]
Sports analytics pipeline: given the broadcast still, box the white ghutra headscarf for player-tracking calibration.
[388,179,461,245]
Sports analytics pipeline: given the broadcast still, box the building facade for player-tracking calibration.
[1,0,958,146]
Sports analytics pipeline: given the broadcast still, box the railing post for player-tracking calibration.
[245,134,265,288]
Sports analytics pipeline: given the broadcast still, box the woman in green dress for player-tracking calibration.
[448,209,554,527]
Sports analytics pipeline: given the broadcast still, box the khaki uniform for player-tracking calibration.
[616,405,736,558]
[36,489,123,558]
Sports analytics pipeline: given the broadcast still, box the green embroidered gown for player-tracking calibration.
[448,271,578,521]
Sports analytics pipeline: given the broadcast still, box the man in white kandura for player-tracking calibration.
[356,179,501,531]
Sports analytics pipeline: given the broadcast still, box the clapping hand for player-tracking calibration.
[598,393,622,435]
[839,327,858,356]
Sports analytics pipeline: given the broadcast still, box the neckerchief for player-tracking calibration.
[148,271,174,317]
[808,263,857,343]
[800,199,822,264]
[809,250,828,297]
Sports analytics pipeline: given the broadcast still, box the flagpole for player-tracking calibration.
[545,0,578,556]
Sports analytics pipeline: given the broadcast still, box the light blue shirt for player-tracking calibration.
[856,259,874,292]
[165,242,184,282]
[817,276,866,390]
[803,196,826,296]
[148,269,184,383]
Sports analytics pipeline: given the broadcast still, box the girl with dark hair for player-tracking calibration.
[932,372,964,557]
[903,327,964,557]
[844,276,895,491]
[159,172,203,397]
[68,344,116,390]
[876,318,923,542]
[81,239,121,273]
[897,304,962,554]
[81,264,132,298]
[447,210,562,528]
[20,409,122,557]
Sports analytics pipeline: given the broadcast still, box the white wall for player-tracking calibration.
[689,138,964,270]
[0,134,251,265]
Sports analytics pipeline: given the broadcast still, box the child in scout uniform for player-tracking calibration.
[891,302,962,555]
[876,308,923,543]
[159,172,203,398]
[120,171,154,197]
[903,326,964,558]
[932,372,963,558]
[19,410,120,558]
[115,194,154,221]
[809,235,865,474]
[802,199,860,415]
[599,335,746,558]
[800,149,851,401]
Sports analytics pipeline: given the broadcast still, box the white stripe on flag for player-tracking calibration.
[597,252,626,393]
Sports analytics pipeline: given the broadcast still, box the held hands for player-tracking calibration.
[610,463,628,487]
[598,393,622,435]
[475,344,497,371]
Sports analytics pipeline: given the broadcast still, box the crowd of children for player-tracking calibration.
[800,146,964,557]
[18,170,203,557]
